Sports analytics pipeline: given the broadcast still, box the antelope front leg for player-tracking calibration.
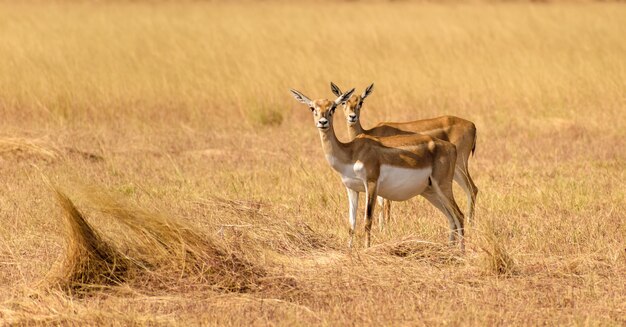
[364,181,378,248]
[346,188,359,248]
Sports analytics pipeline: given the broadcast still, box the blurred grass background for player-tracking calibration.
[1,2,624,130]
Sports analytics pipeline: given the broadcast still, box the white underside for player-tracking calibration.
[377,165,431,201]
[326,155,431,201]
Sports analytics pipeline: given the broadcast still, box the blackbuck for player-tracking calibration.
[331,82,478,228]
[290,88,465,249]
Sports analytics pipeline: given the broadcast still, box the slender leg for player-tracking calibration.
[421,189,457,243]
[453,166,478,224]
[453,168,472,223]
[429,144,465,251]
[377,196,385,231]
[364,181,378,248]
[467,169,478,223]
[346,188,359,248]
[426,180,466,251]
[439,186,465,250]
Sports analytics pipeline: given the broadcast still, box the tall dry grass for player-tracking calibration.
[48,187,272,294]
[1,1,625,325]
[1,2,625,129]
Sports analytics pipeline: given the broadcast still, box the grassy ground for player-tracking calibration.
[1,1,625,325]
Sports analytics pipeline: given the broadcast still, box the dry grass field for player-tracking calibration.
[1,1,625,325]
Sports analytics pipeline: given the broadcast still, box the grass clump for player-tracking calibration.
[478,219,516,276]
[49,186,267,294]
[50,189,129,293]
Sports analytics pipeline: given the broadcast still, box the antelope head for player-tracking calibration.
[330,82,374,126]
[290,88,355,131]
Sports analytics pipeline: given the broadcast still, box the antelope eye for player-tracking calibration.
[341,102,346,105]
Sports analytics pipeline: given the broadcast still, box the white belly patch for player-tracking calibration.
[325,156,431,198]
[377,165,431,201]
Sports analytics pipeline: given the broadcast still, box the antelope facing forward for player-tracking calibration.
[331,82,478,228]
[290,87,465,249]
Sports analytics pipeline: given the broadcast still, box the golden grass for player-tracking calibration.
[50,186,277,294]
[1,1,625,325]
[0,137,59,160]
[50,189,129,292]
[476,219,516,275]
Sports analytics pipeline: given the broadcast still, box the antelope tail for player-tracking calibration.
[471,131,477,157]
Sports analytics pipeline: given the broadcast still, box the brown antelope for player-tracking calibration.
[330,82,478,229]
[290,88,465,249]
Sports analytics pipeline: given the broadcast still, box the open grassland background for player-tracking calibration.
[1,1,625,325]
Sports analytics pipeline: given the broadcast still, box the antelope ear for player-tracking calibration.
[361,83,374,100]
[334,88,355,106]
[330,82,343,97]
[289,89,313,107]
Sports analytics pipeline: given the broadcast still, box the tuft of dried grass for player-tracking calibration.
[0,137,59,160]
[49,189,129,293]
[85,190,265,292]
[0,137,104,163]
[477,219,516,276]
[49,186,269,294]
[367,238,463,265]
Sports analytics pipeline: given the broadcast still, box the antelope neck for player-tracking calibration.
[347,120,366,140]
[318,123,353,168]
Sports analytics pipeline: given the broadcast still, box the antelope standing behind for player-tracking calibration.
[331,82,478,229]
[290,88,465,249]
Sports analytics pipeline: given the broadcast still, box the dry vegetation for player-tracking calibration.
[1,1,625,325]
